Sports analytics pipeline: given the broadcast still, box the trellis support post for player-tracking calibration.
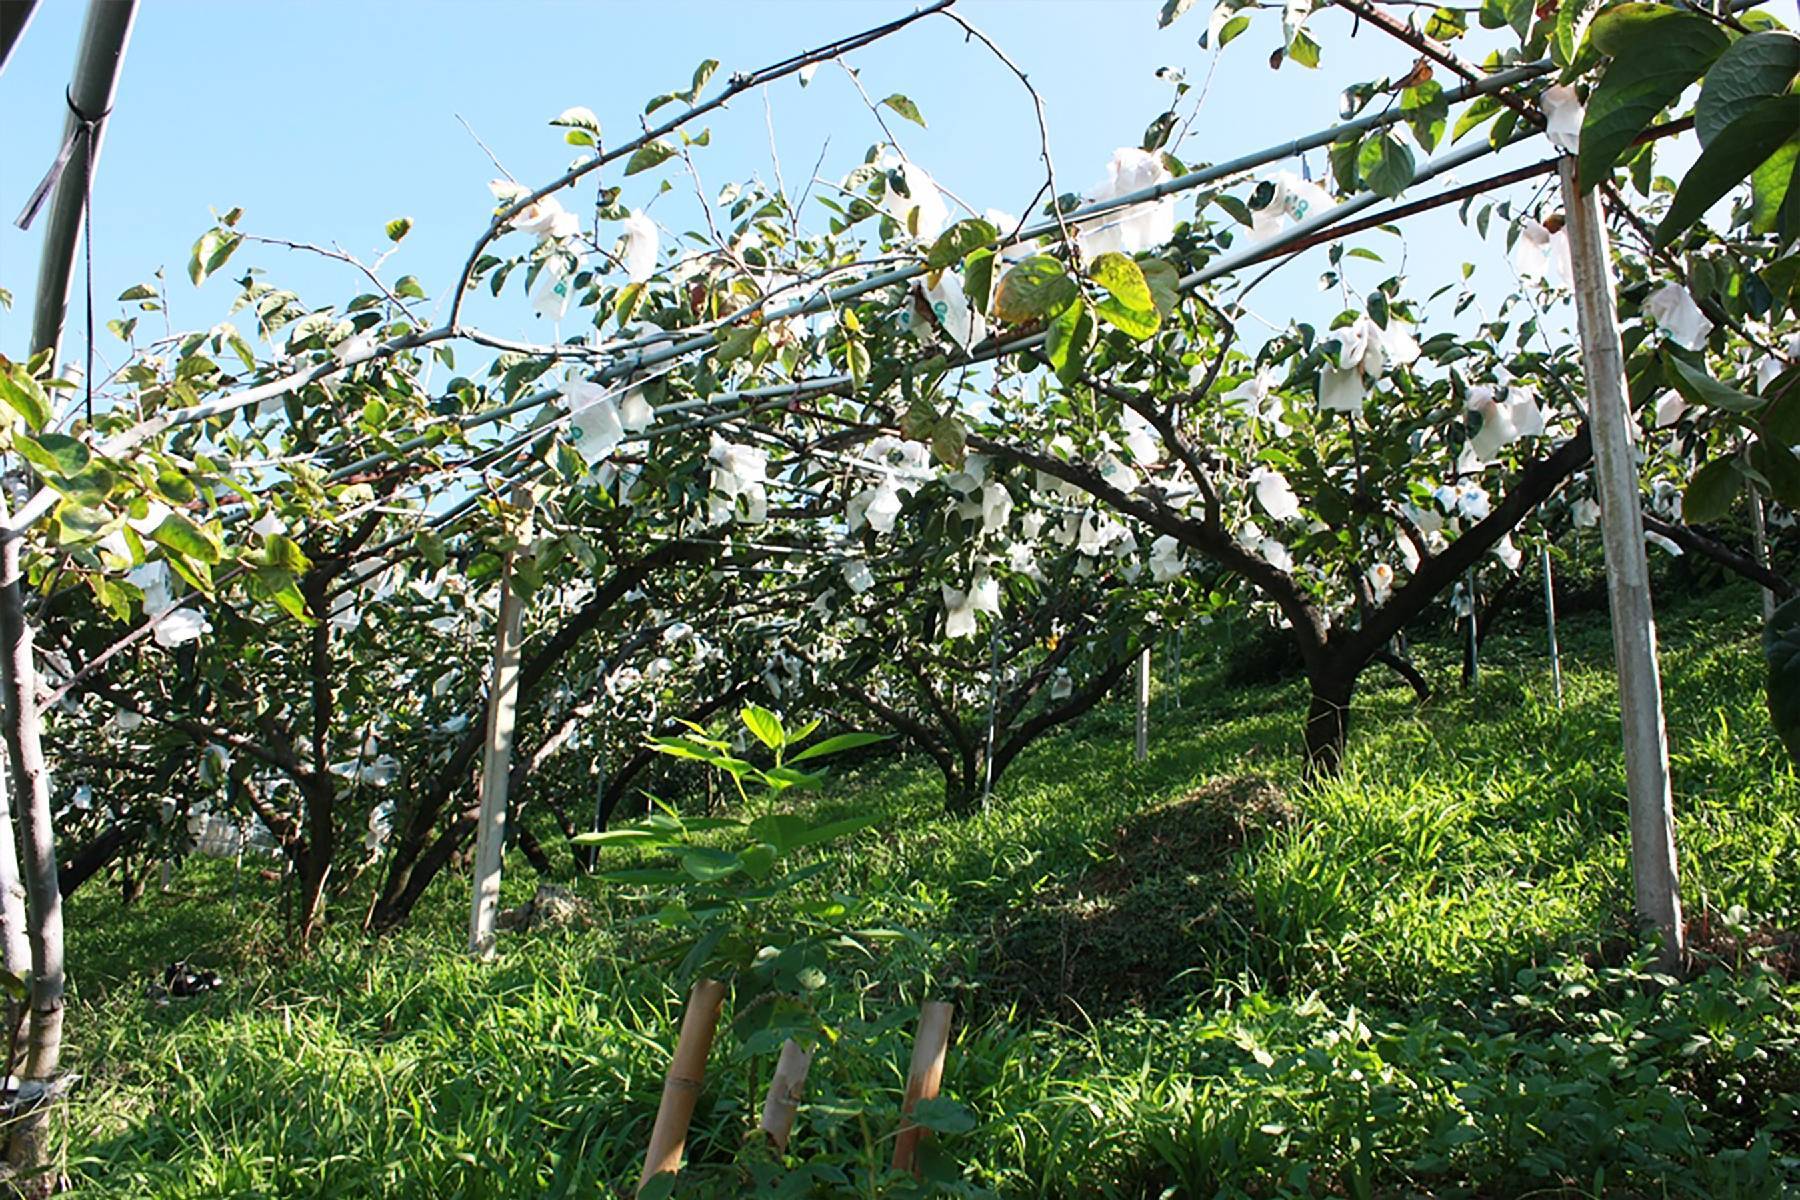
[1134,646,1150,764]
[1541,545,1563,708]
[1750,491,1775,624]
[1558,158,1684,968]
[468,549,525,959]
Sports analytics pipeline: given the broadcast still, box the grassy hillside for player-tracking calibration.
[56,584,1800,1197]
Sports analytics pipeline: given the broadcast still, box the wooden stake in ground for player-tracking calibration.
[638,978,727,1192]
[1134,647,1150,764]
[1558,158,1684,966]
[758,1038,812,1153]
[892,999,954,1175]
[1541,545,1563,708]
[1751,491,1776,624]
[467,551,525,958]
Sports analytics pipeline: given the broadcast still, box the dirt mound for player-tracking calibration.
[987,776,1290,1018]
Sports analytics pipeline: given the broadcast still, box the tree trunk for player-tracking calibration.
[292,778,336,942]
[1302,669,1356,777]
[0,533,66,1194]
[942,743,986,817]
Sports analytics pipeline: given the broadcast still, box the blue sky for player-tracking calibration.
[0,0,1556,371]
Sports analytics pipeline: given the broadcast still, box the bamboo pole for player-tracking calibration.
[1462,569,1480,688]
[892,1000,954,1175]
[638,978,727,1191]
[1558,158,1684,967]
[467,552,525,958]
[25,0,137,364]
[1750,491,1775,624]
[1134,647,1150,764]
[1541,545,1563,708]
[757,1038,812,1153]
[980,629,999,807]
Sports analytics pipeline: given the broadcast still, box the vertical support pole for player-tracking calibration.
[1541,545,1563,708]
[27,0,138,365]
[1462,569,1480,688]
[591,754,608,832]
[758,1038,813,1153]
[0,741,28,1002]
[1170,626,1182,711]
[468,552,525,959]
[1750,490,1775,624]
[892,1000,954,1175]
[980,629,999,807]
[1558,159,1684,966]
[639,978,726,1192]
[1134,646,1150,764]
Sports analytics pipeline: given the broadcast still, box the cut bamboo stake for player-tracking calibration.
[1462,568,1480,688]
[1541,545,1563,708]
[1134,647,1150,764]
[757,1038,812,1153]
[980,629,1000,807]
[1750,491,1775,624]
[1558,158,1684,967]
[892,1000,954,1175]
[639,978,727,1192]
[467,551,525,959]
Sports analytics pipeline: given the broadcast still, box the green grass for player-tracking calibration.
[54,584,1800,1197]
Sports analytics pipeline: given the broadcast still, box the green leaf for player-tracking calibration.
[1286,28,1322,70]
[549,106,600,134]
[260,533,311,575]
[1750,137,1799,235]
[992,255,1079,324]
[384,217,413,242]
[1356,133,1416,199]
[925,219,998,271]
[785,813,880,851]
[684,59,719,103]
[963,249,996,316]
[0,367,52,430]
[679,847,741,883]
[1664,352,1764,412]
[1577,6,1730,190]
[569,828,668,848]
[1046,299,1096,386]
[625,141,678,176]
[741,703,785,750]
[151,512,223,565]
[909,1096,978,1134]
[1158,0,1201,26]
[881,94,927,128]
[1480,0,1531,36]
[1556,0,1606,66]
[1401,81,1449,154]
[1766,594,1800,768]
[14,433,89,479]
[1218,14,1251,46]
[117,283,158,301]
[785,731,889,765]
[1656,96,1800,246]
[394,275,426,300]
[188,228,241,287]
[1683,456,1743,524]
[1751,437,1800,508]
[1090,252,1161,341]
[1695,31,1800,147]
[1142,110,1178,153]
[1089,252,1153,313]
[1138,258,1180,318]
[0,969,27,1002]
[930,417,967,470]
